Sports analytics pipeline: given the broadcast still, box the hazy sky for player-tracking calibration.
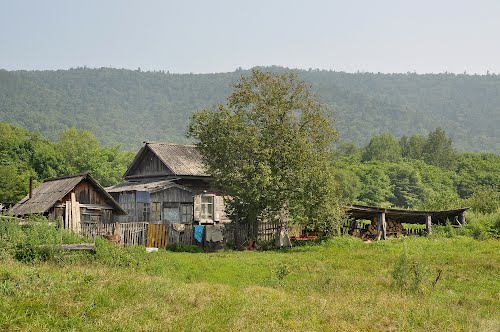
[1,0,499,74]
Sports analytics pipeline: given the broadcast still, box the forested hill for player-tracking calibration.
[1,67,499,153]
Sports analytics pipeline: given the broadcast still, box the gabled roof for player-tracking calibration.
[124,142,208,178]
[106,179,193,194]
[11,173,125,215]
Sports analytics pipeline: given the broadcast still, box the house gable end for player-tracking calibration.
[124,145,173,180]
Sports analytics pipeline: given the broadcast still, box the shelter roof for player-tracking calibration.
[346,204,469,224]
[11,173,125,215]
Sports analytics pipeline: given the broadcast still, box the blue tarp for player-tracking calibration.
[194,225,204,243]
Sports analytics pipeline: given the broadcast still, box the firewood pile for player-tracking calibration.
[350,219,404,239]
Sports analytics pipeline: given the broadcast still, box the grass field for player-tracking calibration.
[1,234,499,331]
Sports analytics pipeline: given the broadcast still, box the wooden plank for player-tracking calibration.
[64,202,69,229]
[377,212,386,240]
[75,201,81,234]
[426,215,432,235]
[71,193,77,231]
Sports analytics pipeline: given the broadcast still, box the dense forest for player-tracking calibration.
[1,67,499,153]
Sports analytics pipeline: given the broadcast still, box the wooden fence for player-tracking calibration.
[146,224,169,248]
[167,224,194,245]
[80,221,280,248]
[224,221,279,246]
[80,222,148,246]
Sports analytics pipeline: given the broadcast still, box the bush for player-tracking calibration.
[392,245,426,294]
[167,243,203,253]
[14,243,60,263]
[459,210,500,239]
[1,215,88,262]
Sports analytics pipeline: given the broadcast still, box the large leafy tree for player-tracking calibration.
[188,70,341,230]
[423,127,455,169]
[56,128,134,186]
[362,133,402,162]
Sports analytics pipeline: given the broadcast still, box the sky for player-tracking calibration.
[1,0,499,74]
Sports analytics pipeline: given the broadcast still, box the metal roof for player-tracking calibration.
[125,142,208,178]
[106,179,192,193]
[11,173,125,215]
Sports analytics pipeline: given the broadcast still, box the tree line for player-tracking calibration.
[1,121,498,219]
[1,66,499,153]
[0,123,134,203]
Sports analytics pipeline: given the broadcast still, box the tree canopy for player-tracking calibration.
[1,67,499,153]
[0,124,133,203]
[188,70,341,230]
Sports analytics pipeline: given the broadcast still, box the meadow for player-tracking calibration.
[1,219,499,331]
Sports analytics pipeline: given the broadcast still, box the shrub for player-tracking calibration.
[167,243,203,253]
[392,245,426,294]
[13,243,60,263]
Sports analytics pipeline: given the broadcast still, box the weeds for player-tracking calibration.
[392,244,427,294]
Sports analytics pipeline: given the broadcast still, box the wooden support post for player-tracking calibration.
[71,193,77,231]
[426,215,432,235]
[377,212,386,240]
[64,202,70,229]
[459,212,466,225]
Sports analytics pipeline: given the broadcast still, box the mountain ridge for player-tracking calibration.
[0,67,498,153]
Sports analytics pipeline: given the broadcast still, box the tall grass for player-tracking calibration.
[1,216,499,331]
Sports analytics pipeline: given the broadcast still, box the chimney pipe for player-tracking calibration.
[29,176,33,199]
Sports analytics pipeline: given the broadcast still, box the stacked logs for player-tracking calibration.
[350,218,404,240]
[385,220,403,237]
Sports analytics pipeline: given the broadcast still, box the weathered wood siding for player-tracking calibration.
[60,180,110,206]
[115,186,194,223]
[128,148,172,178]
[151,187,193,203]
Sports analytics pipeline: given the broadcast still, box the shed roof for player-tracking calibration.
[11,173,125,215]
[106,179,192,194]
[124,142,208,178]
[346,204,469,224]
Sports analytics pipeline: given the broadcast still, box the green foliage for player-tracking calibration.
[423,128,456,169]
[56,128,134,187]
[1,237,498,331]
[0,215,87,262]
[14,243,59,263]
[167,243,203,253]
[400,134,426,160]
[94,237,143,268]
[0,123,133,202]
[466,187,500,214]
[392,248,424,294]
[189,70,342,230]
[1,67,499,153]
[362,133,402,162]
[456,153,500,198]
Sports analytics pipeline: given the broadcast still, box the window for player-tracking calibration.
[163,207,180,223]
[181,204,193,224]
[201,195,214,220]
[119,192,135,214]
[151,202,161,221]
[142,203,150,222]
[82,214,101,223]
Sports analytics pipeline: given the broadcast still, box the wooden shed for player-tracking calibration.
[11,173,125,232]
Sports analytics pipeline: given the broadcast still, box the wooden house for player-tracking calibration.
[11,173,125,231]
[106,142,230,225]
